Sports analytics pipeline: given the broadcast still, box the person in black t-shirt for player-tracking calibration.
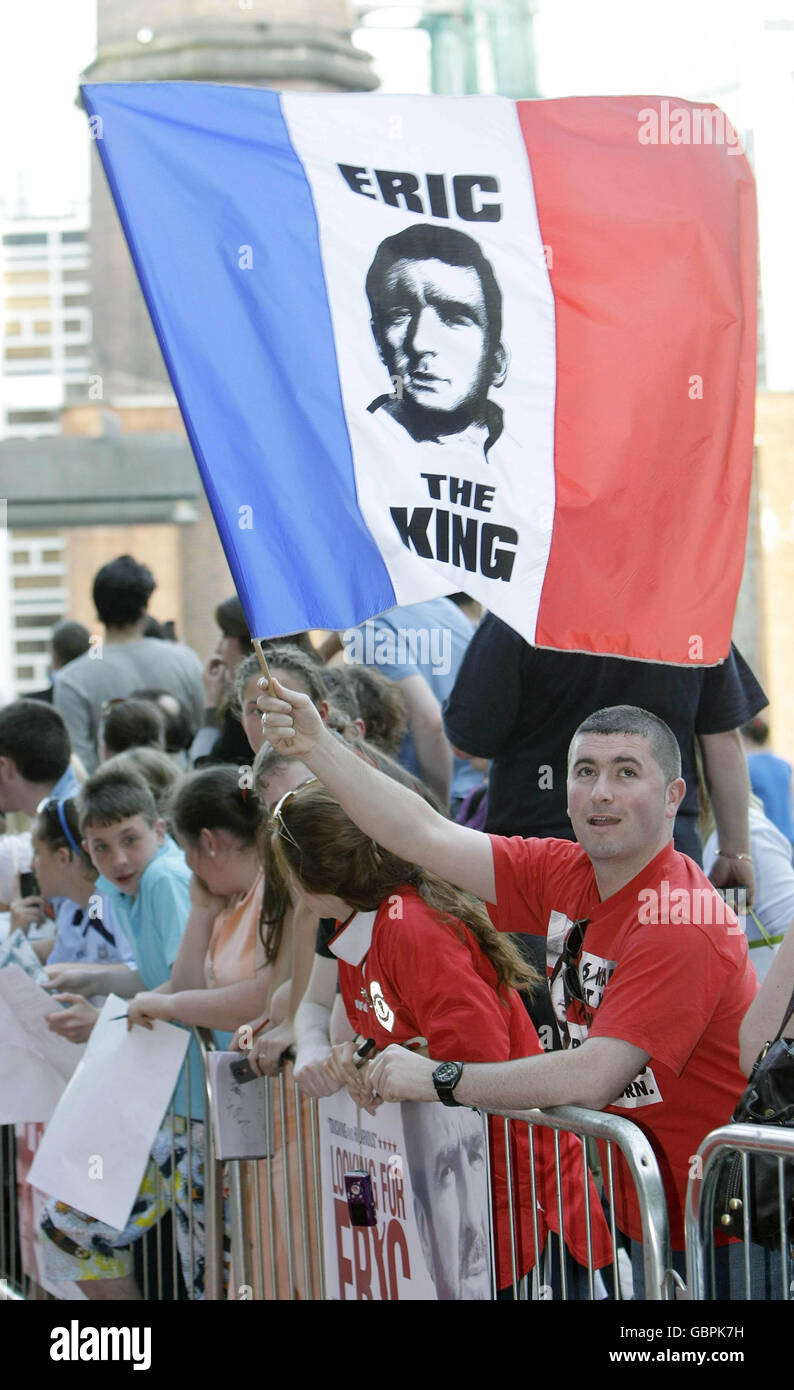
[442,616,767,898]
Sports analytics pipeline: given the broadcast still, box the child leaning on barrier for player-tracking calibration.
[125,765,276,1045]
[38,764,214,1300]
[23,796,136,1042]
[270,779,614,1297]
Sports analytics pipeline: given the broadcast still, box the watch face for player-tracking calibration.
[435,1062,459,1085]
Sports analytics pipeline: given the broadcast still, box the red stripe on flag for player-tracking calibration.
[516,96,757,664]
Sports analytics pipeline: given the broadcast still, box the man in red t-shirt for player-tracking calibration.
[258,687,759,1289]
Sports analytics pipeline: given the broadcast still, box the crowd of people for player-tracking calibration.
[2,550,794,1301]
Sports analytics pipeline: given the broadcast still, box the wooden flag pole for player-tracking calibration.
[252,638,273,691]
[253,638,293,747]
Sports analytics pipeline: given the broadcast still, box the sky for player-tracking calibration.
[1,0,791,382]
[0,0,753,210]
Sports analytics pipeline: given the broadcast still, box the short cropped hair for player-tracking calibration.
[107,747,182,815]
[101,699,165,757]
[215,596,253,652]
[366,223,503,357]
[79,764,158,832]
[570,705,682,785]
[51,619,90,668]
[0,700,71,783]
[92,555,155,628]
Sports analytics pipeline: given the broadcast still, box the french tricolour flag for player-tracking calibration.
[82,84,756,664]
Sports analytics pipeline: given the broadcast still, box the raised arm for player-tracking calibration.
[258,679,496,903]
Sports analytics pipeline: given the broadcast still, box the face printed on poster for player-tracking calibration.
[319,1089,491,1301]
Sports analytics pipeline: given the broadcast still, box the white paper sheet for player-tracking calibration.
[0,965,84,1122]
[28,995,190,1229]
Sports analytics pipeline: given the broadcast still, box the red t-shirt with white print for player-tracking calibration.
[489,836,757,1247]
[328,884,612,1286]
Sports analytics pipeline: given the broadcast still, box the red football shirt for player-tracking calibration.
[329,884,612,1283]
[489,836,757,1247]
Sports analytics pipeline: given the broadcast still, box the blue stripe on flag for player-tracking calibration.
[81,83,396,636]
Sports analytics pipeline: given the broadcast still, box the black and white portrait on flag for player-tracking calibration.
[365,223,508,463]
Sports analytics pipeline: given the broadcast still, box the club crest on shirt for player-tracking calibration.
[369,979,395,1032]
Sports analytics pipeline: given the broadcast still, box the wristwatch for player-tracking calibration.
[432,1060,464,1107]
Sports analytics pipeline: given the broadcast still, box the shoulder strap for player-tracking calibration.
[772,983,794,1044]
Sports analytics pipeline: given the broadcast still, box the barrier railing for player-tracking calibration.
[222,1081,671,1301]
[0,1026,221,1303]
[225,1059,324,1301]
[482,1104,673,1300]
[685,1123,794,1301]
[0,1037,723,1303]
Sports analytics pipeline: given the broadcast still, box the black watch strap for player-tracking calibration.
[432,1060,464,1107]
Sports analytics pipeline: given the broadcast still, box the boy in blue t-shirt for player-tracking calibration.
[39,765,212,1300]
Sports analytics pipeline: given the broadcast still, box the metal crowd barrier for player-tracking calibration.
[482,1104,673,1300]
[685,1123,794,1300]
[0,1026,222,1303]
[0,1041,685,1303]
[225,1059,325,1301]
[0,1125,49,1300]
[221,1083,671,1302]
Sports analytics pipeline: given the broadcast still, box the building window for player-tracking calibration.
[16,640,50,654]
[62,268,88,282]
[2,232,47,246]
[4,270,49,285]
[4,295,50,309]
[33,319,52,334]
[4,322,21,336]
[13,573,63,589]
[62,294,89,308]
[7,410,58,426]
[13,612,57,628]
[60,230,86,243]
[4,346,52,360]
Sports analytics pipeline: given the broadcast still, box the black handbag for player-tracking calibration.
[714,984,794,1250]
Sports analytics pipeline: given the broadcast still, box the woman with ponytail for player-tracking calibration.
[126,766,277,1043]
[265,781,613,1298]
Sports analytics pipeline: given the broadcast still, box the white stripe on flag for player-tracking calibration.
[282,94,557,640]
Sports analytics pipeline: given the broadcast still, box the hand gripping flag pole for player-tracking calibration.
[253,638,293,748]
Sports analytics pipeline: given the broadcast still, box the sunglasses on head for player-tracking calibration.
[271,777,319,852]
